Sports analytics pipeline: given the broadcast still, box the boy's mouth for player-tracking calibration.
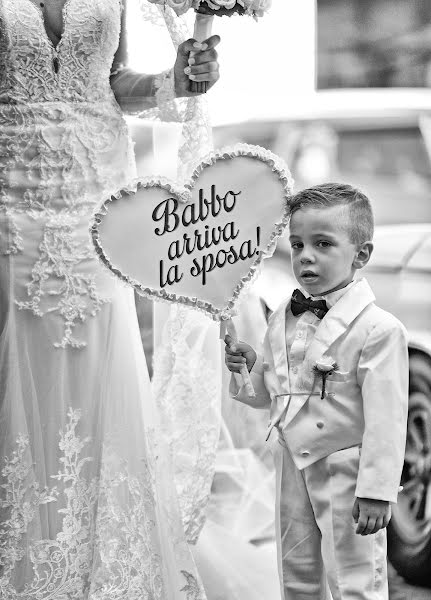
[300,270,319,282]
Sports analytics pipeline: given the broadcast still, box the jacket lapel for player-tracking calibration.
[265,300,291,438]
[283,278,376,426]
[268,299,291,395]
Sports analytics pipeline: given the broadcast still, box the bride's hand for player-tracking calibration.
[174,35,221,97]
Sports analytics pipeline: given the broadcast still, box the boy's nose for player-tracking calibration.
[300,252,315,264]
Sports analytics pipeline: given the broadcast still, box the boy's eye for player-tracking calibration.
[317,240,332,248]
[291,242,303,250]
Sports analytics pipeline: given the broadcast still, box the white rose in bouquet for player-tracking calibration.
[148,0,271,17]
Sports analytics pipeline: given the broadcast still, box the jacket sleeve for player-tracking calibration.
[355,317,409,503]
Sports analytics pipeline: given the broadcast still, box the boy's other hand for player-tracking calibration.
[352,497,391,535]
[224,335,257,373]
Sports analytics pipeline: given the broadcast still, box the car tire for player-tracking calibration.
[387,351,431,587]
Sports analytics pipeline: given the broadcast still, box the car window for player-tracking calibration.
[407,234,431,272]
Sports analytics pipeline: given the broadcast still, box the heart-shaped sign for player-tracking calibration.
[91,144,293,320]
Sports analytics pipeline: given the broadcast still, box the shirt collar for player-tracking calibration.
[300,279,357,309]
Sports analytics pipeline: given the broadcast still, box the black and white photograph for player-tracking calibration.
[0,1,431,599]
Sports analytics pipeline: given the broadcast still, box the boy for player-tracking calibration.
[225,183,408,600]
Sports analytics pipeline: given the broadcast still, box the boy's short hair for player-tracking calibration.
[289,183,374,245]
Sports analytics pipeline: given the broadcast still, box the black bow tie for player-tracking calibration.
[290,289,329,320]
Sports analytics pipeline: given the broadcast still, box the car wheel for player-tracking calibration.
[387,351,431,587]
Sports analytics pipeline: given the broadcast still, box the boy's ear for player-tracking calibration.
[353,241,373,270]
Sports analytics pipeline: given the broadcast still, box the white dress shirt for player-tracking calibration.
[281,280,356,428]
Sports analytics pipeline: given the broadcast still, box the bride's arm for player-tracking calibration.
[109,0,220,118]
[109,0,160,114]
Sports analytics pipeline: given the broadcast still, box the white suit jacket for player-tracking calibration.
[231,278,409,503]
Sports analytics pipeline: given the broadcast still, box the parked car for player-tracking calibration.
[364,224,431,587]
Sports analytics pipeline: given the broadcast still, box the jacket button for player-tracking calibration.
[316,421,324,429]
[301,450,310,457]
[262,362,269,371]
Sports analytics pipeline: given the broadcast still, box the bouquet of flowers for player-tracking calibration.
[149,0,271,91]
[150,0,270,17]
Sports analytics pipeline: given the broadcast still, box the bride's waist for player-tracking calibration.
[0,208,96,227]
[0,210,99,253]
[0,98,119,109]
[0,99,125,125]
[0,211,117,293]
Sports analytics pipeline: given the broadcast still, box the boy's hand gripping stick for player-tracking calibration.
[221,318,255,398]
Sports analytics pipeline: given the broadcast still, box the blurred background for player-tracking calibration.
[318,0,431,89]
[126,1,431,597]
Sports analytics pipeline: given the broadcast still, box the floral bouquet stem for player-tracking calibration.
[189,0,253,94]
[191,10,214,94]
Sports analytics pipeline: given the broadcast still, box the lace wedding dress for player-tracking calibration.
[0,0,215,597]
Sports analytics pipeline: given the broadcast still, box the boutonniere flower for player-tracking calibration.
[313,356,339,399]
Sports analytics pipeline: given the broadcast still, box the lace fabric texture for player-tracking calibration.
[0,0,136,347]
[152,305,221,544]
[0,0,215,596]
[134,0,219,544]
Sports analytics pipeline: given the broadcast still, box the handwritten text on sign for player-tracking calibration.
[152,184,261,288]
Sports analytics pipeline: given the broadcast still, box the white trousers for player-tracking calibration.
[273,435,388,600]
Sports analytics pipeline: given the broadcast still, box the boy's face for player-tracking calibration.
[289,205,365,296]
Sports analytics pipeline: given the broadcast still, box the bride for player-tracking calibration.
[0,0,221,597]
